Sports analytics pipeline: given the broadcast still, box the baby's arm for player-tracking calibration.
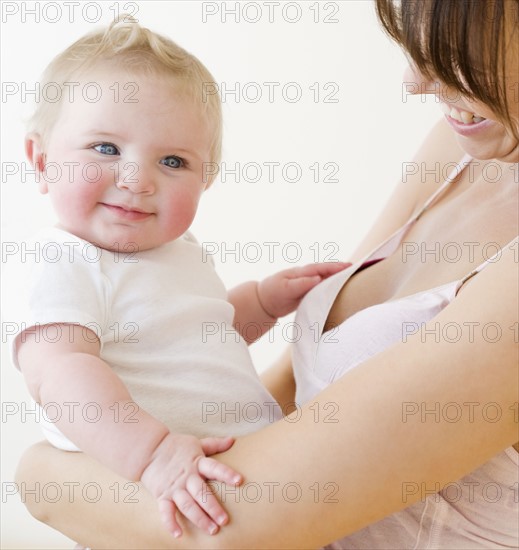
[17,323,241,538]
[228,262,350,343]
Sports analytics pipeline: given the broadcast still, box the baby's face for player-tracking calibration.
[32,69,213,251]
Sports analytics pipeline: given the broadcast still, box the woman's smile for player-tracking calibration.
[440,102,494,137]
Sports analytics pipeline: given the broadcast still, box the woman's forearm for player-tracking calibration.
[17,255,519,549]
[18,351,518,549]
[16,442,197,550]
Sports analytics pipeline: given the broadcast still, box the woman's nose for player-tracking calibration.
[402,64,439,97]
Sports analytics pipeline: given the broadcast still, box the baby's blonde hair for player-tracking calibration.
[28,16,222,182]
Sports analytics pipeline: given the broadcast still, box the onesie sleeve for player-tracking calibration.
[3,228,109,370]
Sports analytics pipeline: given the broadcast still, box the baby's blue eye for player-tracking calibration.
[94,143,119,155]
[160,156,184,169]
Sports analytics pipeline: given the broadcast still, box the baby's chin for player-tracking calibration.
[52,223,143,252]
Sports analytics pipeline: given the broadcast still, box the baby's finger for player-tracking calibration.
[173,487,219,536]
[288,262,351,279]
[186,474,229,527]
[200,436,235,456]
[198,456,242,485]
[285,275,322,296]
[158,498,182,538]
[316,261,352,277]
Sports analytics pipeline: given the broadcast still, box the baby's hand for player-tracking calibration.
[258,262,351,318]
[140,433,241,538]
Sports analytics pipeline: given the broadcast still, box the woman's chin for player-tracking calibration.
[455,135,519,164]
[496,140,519,163]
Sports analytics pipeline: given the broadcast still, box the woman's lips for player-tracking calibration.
[101,203,153,221]
[440,103,493,137]
[440,102,486,124]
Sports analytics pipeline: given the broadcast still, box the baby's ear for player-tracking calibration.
[25,133,47,194]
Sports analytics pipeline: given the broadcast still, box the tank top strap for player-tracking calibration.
[362,153,474,263]
[458,235,519,287]
[413,152,473,221]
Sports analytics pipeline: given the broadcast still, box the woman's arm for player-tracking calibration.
[16,442,190,550]
[17,244,518,549]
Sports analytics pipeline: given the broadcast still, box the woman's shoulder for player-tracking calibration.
[459,235,518,310]
[441,236,518,383]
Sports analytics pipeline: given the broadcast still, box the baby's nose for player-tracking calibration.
[116,163,155,194]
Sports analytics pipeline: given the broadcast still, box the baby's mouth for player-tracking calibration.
[101,203,153,220]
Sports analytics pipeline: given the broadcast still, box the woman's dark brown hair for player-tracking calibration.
[375,0,519,140]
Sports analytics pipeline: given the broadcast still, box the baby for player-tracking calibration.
[8,17,347,539]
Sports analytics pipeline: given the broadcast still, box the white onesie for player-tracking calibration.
[7,227,281,450]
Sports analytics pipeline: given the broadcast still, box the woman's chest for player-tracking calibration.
[324,198,517,332]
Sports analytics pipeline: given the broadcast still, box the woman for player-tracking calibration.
[16,0,518,548]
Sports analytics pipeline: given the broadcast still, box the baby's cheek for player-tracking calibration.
[55,178,104,215]
[165,192,201,236]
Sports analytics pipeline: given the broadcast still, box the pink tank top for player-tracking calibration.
[292,153,519,548]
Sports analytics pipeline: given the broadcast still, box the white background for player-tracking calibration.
[1,1,442,547]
